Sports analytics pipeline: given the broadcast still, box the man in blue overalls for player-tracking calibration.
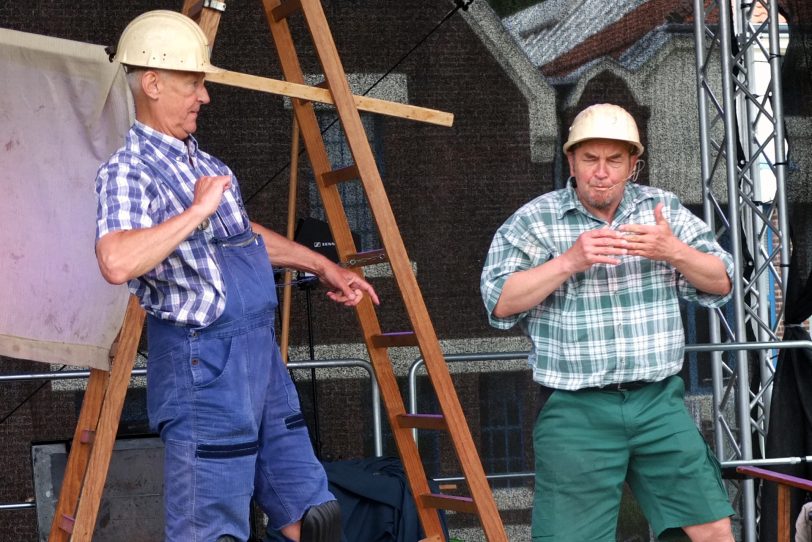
[94,10,378,542]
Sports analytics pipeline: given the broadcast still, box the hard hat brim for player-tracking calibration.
[563,136,644,156]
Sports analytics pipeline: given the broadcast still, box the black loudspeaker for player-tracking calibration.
[294,217,361,266]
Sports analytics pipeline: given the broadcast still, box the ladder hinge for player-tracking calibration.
[272,0,303,22]
[321,165,360,187]
[343,249,388,268]
[396,413,447,431]
[204,0,227,12]
[187,0,226,21]
[371,331,417,348]
[420,493,477,514]
[108,338,119,360]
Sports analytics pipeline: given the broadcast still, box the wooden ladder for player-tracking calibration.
[185,1,507,540]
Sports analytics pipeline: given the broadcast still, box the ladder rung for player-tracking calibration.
[321,165,360,186]
[59,514,75,533]
[271,0,302,21]
[371,331,418,348]
[420,493,477,514]
[343,249,388,268]
[397,413,447,431]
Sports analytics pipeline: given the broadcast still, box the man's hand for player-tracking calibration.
[562,227,629,273]
[250,222,380,307]
[493,227,627,317]
[96,174,233,285]
[618,202,731,295]
[318,262,380,307]
[191,175,232,220]
[618,202,682,263]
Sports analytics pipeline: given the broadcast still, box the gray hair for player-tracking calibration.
[125,67,145,97]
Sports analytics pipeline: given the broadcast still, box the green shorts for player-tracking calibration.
[531,376,734,541]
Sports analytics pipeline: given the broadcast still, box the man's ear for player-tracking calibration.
[141,70,160,100]
[566,151,576,178]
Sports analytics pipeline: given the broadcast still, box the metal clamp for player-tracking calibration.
[343,250,388,268]
[203,0,227,13]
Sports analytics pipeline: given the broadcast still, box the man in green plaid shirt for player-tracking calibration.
[481,104,736,541]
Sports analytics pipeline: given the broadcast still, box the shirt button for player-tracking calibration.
[191,359,199,366]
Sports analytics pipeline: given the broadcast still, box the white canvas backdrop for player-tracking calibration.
[0,28,132,370]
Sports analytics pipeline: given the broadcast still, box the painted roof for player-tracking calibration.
[503,0,648,68]
[502,0,699,81]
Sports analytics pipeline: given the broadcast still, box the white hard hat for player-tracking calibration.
[112,10,223,74]
[563,103,644,156]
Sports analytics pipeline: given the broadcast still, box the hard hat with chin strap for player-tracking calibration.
[111,10,223,74]
[563,103,644,157]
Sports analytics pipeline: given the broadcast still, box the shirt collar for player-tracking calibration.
[558,178,653,224]
[132,120,199,161]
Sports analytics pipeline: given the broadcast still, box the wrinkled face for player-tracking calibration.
[152,70,209,140]
[567,138,638,221]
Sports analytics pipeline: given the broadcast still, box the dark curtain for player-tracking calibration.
[760,242,812,542]
[759,2,812,540]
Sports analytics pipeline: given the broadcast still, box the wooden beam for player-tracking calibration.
[279,116,301,364]
[205,70,454,127]
[182,0,226,45]
[778,485,790,542]
[736,466,812,492]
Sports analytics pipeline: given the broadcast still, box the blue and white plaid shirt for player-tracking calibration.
[96,121,250,327]
[481,181,734,390]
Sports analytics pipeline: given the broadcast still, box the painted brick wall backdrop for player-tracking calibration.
[0,1,546,539]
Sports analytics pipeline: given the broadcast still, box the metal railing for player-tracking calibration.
[0,357,383,515]
[407,341,812,489]
[4,341,812,536]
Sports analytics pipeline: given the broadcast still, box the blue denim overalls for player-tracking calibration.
[146,216,333,540]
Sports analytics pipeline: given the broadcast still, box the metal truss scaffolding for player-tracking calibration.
[692,0,791,540]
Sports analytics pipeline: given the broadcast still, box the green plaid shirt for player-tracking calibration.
[481,181,734,390]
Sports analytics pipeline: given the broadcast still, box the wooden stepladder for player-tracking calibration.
[185,1,507,540]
